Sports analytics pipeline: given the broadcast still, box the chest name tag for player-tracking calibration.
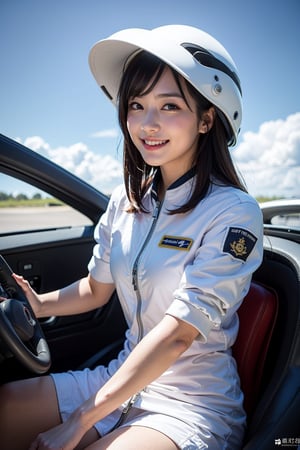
[223,227,257,261]
[159,235,193,251]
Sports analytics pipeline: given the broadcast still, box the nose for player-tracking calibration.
[141,109,160,133]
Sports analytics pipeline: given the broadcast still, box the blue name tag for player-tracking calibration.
[159,235,193,251]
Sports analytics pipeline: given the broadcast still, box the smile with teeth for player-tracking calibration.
[143,139,169,146]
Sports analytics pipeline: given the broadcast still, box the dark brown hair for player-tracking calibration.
[118,51,246,214]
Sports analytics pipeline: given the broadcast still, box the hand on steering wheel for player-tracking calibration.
[0,254,51,374]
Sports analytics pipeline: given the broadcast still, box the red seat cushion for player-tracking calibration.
[232,282,278,417]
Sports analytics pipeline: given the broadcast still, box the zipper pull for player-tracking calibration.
[108,393,140,432]
[123,393,139,413]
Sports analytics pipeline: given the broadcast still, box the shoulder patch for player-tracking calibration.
[223,227,257,261]
[159,235,193,251]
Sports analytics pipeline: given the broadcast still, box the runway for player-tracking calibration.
[0,206,92,234]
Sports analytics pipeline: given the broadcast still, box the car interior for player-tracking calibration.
[0,134,299,448]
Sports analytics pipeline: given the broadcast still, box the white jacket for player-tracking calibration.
[88,169,263,428]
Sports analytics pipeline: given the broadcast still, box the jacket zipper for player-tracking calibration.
[132,200,162,343]
[109,200,162,432]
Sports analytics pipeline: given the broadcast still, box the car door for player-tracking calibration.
[0,134,127,383]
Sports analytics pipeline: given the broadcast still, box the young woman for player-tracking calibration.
[0,25,263,449]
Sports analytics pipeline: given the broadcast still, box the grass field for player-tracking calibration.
[0,198,64,208]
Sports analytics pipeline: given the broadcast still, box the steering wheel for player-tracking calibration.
[0,255,51,374]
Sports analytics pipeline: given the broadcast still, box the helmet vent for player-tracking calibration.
[182,43,242,95]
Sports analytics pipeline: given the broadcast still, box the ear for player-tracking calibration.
[198,107,216,134]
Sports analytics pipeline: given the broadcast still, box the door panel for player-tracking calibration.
[0,233,127,382]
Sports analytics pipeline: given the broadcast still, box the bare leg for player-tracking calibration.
[0,376,60,450]
[0,376,99,450]
[86,425,179,450]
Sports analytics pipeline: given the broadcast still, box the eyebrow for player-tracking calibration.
[133,92,184,100]
[156,92,183,99]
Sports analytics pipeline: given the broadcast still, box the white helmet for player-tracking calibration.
[89,25,242,146]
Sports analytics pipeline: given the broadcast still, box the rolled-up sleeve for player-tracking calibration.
[166,199,264,342]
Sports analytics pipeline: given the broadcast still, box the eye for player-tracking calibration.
[128,101,143,111]
[162,103,180,111]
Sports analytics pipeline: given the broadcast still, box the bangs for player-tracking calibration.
[118,50,199,115]
[119,51,166,101]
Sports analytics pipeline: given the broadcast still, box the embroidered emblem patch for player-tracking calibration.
[159,235,193,251]
[223,227,257,261]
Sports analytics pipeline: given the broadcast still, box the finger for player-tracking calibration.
[12,273,31,290]
[12,273,25,282]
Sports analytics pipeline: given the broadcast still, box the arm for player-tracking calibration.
[72,314,199,432]
[13,273,115,318]
[29,314,198,450]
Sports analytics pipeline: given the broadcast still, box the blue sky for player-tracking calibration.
[1,0,299,197]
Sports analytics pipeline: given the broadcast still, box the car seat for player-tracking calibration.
[232,282,278,418]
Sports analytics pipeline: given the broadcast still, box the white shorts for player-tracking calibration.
[51,365,245,450]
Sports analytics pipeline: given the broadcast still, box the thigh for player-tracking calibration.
[0,375,60,450]
[86,426,179,450]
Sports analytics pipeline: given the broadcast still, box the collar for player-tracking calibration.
[151,167,196,201]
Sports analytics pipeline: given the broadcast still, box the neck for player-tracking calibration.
[151,166,197,201]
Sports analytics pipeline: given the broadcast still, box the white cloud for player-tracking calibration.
[233,112,300,198]
[22,136,50,157]
[22,137,123,195]
[90,128,119,138]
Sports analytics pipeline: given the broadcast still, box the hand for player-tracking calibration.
[29,414,86,450]
[12,273,43,317]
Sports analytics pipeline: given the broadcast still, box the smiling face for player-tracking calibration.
[126,67,205,189]
[118,51,243,214]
